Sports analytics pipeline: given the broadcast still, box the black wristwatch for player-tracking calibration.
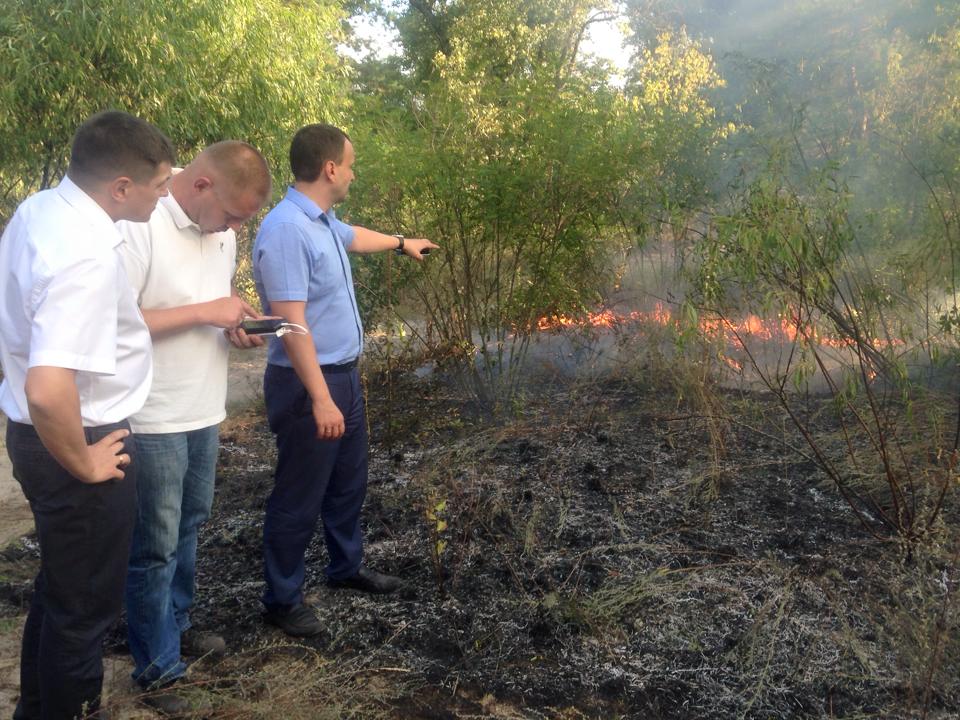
[394,234,405,255]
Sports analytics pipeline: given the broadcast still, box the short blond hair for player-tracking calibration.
[201,141,271,202]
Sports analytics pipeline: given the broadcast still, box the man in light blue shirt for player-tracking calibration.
[253,123,437,637]
[255,187,363,369]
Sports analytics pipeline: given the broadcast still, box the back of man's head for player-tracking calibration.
[290,124,350,183]
[68,110,176,187]
[201,141,272,203]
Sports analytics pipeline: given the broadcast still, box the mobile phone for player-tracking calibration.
[239,318,286,335]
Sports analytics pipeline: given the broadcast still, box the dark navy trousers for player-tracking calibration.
[7,420,136,720]
[261,363,368,611]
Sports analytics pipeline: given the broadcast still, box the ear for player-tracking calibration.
[322,159,337,181]
[108,176,134,203]
[194,176,214,193]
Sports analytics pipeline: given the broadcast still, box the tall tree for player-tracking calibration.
[0,0,349,221]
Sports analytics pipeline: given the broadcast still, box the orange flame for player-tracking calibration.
[535,305,902,352]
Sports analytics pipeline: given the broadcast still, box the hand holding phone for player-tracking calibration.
[239,317,287,336]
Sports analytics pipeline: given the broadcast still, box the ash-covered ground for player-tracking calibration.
[0,360,957,719]
[201,364,959,719]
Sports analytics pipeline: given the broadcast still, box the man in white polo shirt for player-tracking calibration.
[117,141,271,714]
[0,111,174,720]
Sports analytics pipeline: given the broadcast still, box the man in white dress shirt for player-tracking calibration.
[0,110,174,720]
[117,141,271,714]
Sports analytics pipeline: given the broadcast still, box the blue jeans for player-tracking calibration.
[125,425,218,688]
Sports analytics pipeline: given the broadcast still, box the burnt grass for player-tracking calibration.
[1,363,959,718]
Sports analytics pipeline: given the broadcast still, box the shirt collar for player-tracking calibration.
[160,167,202,233]
[284,186,338,224]
[159,192,200,233]
[55,175,124,249]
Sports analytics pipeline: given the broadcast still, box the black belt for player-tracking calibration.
[320,359,357,374]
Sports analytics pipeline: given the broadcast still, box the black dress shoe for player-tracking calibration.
[263,603,323,637]
[328,566,401,594]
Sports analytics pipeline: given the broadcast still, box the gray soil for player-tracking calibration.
[0,341,956,718]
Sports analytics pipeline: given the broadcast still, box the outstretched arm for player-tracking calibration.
[347,226,438,260]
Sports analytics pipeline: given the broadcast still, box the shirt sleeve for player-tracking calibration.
[29,255,119,375]
[254,222,314,303]
[328,215,357,248]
